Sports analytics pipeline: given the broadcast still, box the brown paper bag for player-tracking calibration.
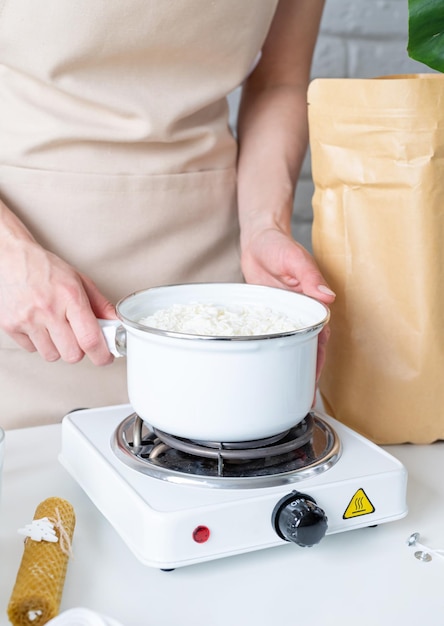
[308,74,444,444]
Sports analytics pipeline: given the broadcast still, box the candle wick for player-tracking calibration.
[49,508,74,558]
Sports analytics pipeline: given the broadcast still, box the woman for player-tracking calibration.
[0,0,334,428]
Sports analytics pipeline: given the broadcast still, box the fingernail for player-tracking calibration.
[317,285,336,297]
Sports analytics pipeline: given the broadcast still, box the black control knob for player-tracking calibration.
[272,491,328,547]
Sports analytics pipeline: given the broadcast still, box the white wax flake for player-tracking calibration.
[18,517,59,543]
[140,302,302,336]
[27,610,43,622]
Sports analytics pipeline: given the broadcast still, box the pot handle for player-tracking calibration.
[98,319,127,357]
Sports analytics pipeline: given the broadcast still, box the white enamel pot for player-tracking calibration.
[101,283,330,442]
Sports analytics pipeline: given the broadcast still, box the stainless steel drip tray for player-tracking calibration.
[111,411,342,489]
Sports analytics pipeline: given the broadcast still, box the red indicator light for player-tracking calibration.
[192,525,210,543]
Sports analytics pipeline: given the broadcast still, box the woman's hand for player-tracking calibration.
[241,225,334,378]
[0,201,116,365]
[241,225,334,301]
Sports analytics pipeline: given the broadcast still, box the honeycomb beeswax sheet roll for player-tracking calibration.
[7,497,76,626]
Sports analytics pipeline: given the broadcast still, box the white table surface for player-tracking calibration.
[1,422,443,626]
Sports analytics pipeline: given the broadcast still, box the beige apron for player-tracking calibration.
[0,0,279,428]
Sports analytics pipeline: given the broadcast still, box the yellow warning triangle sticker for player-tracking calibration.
[343,488,375,519]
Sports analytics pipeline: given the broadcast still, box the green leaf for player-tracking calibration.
[408,0,444,72]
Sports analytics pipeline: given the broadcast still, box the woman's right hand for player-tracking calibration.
[0,200,116,365]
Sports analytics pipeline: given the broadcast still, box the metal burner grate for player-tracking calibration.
[112,412,341,489]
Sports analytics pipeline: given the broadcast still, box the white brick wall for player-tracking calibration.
[229,0,434,252]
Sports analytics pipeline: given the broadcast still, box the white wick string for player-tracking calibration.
[49,507,74,558]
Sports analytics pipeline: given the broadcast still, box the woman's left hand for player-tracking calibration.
[241,226,335,378]
[241,225,334,300]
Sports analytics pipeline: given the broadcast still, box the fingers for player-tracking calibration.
[10,315,113,366]
[42,318,90,364]
[72,276,117,365]
[5,322,62,361]
[67,311,114,366]
[0,236,116,365]
[81,274,118,320]
[281,269,336,303]
[241,229,336,304]
[286,250,336,304]
[9,332,38,354]
[3,285,115,366]
[28,327,62,362]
